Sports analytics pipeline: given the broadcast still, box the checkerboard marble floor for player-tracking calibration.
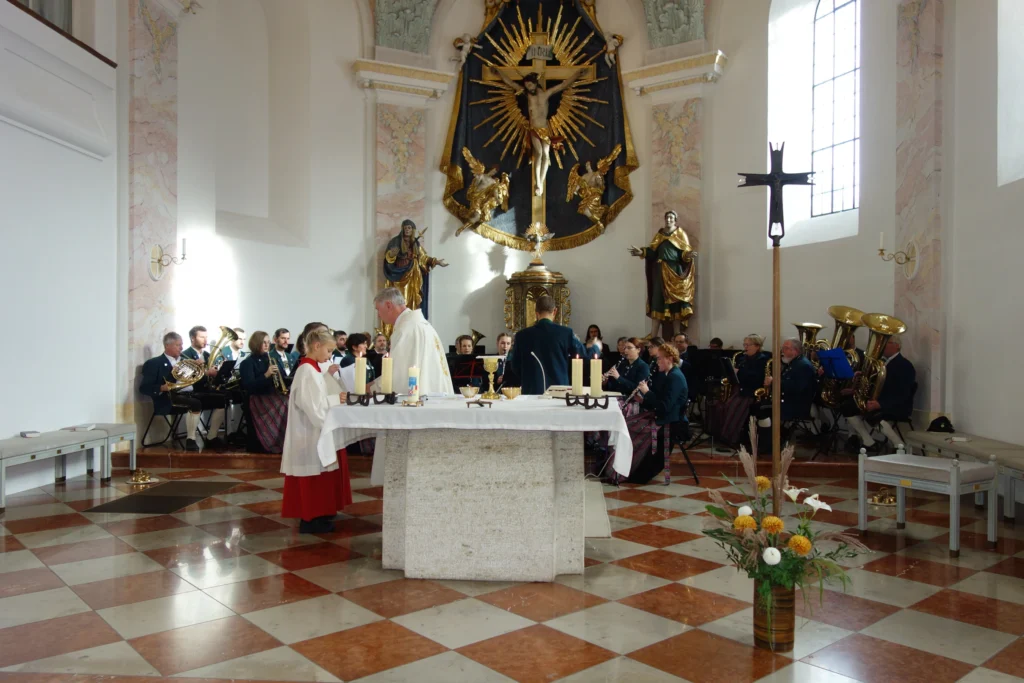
[2,460,1024,683]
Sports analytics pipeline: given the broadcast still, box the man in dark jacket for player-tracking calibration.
[756,338,817,433]
[505,296,600,394]
[846,337,916,450]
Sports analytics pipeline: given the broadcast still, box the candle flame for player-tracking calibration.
[575,354,580,359]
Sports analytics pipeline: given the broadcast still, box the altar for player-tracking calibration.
[317,396,632,582]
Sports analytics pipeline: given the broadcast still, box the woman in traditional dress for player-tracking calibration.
[713,334,770,447]
[280,327,352,534]
[605,337,650,397]
[627,343,689,484]
[239,331,287,454]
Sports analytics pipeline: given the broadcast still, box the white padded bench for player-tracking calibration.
[858,445,998,557]
[906,431,1024,524]
[90,423,138,474]
[0,432,107,512]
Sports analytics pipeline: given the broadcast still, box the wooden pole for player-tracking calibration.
[772,244,782,516]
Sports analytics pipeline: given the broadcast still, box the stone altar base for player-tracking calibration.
[381,429,585,582]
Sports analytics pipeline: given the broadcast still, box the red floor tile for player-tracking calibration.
[341,579,465,618]
[31,537,137,566]
[177,497,232,512]
[2,513,92,535]
[0,567,65,598]
[239,499,284,515]
[620,583,750,626]
[342,499,384,516]
[794,588,901,631]
[458,624,616,683]
[102,515,191,537]
[604,489,673,504]
[293,620,446,681]
[612,524,701,548]
[218,483,265,494]
[803,633,975,683]
[611,549,722,581]
[71,570,194,610]
[860,554,976,587]
[312,518,381,540]
[842,528,922,553]
[157,469,223,480]
[0,535,26,553]
[629,629,790,683]
[143,540,248,568]
[986,557,1024,581]
[930,531,1024,555]
[607,505,685,523]
[984,638,1024,678]
[128,615,280,675]
[257,542,361,571]
[911,589,1024,635]
[197,516,288,538]
[202,573,330,613]
[226,470,283,482]
[477,583,607,622]
[0,612,121,668]
[353,485,384,499]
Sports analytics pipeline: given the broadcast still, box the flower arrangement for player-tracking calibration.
[701,423,868,649]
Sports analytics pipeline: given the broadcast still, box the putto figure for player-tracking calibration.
[451,33,480,67]
[566,144,622,233]
[456,148,510,236]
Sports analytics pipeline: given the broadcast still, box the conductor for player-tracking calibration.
[505,295,601,394]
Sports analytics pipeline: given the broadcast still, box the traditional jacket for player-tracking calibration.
[140,355,177,415]
[779,355,817,421]
[505,318,601,395]
[876,353,916,420]
[239,353,275,395]
[386,308,455,396]
[607,358,650,394]
[181,347,211,390]
[736,352,771,397]
[641,365,689,425]
[270,348,299,378]
[280,359,342,477]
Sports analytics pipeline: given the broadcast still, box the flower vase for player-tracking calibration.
[753,581,795,652]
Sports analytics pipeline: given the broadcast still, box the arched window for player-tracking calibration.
[812,0,860,217]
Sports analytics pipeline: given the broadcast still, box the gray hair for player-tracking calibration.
[744,334,765,348]
[888,335,902,347]
[373,288,406,307]
[782,337,803,354]
[163,332,182,345]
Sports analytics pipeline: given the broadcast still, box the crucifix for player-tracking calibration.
[737,143,813,515]
[480,6,596,232]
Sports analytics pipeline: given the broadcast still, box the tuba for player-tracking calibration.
[818,305,865,407]
[166,357,206,391]
[207,326,239,371]
[470,329,486,349]
[853,313,907,413]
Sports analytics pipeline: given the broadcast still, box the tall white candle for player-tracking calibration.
[879,232,884,250]
[408,366,420,397]
[571,356,583,395]
[354,357,367,395]
[590,356,603,398]
[381,355,393,394]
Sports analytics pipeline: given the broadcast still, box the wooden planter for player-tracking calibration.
[753,581,795,652]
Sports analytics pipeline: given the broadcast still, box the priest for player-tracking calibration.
[373,287,455,396]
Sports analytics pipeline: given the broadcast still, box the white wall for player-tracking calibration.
[948,0,1024,444]
[172,0,370,342]
[703,0,895,350]
[0,2,117,490]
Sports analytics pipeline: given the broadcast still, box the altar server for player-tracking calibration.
[505,295,601,394]
[280,327,351,534]
[373,287,455,395]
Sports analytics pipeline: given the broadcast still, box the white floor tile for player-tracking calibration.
[353,651,517,683]
[49,552,164,586]
[700,608,852,660]
[665,536,732,564]
[170,554,288,589]
[97,590,234,639]
[652,514,709,534]
[608,516,644,532]
[583,537,650,562]
[294,557,404,593]
[14,524,113,549]
[172,505,258,526]
[0,503,77,521]
[864,516,948,541]
[0,641,160,676]
[120,526,221,552]
[825,568,940,607]
[678,566,755,603]
[544,602,688,654]
[393,598,534,649]
[172,646,340,681]
[899,542,1008,571]
[0,549,45,574]
[80,512,160,525]
[0,587,90,628]
[243,594,381,644]
[862,609,1017,665]
[556,563,671,601]
[434,579,521,597]
[236,528,321,554]
[754,661,863,683]
[644,496,715,515]
[952,572,1024,606]
[214,489,283,506]
[556,657,688,682]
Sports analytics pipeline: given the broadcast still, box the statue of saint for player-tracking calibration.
[383,219,447,319]
[629,210,696,338]
[499,70,582,196]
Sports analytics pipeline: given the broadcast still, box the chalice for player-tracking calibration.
[478,356,502,399]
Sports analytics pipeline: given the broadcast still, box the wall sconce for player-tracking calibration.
[149,239,186,281]
[877,232,917,278]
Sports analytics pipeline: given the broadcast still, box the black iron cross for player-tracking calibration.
[738,143,814,247]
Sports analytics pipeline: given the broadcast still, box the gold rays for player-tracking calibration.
[469,4,608,168]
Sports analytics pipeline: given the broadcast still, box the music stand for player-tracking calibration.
[686,350,735,450]
[213,360,236,386]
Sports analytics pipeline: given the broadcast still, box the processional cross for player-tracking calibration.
[737,143,813,514]
[479,6,596,245]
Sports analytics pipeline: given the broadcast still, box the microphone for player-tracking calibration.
[531,351,547,391]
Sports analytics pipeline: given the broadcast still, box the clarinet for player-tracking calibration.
[603,357,627,380]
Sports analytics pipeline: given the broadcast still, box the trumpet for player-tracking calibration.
[269,355,288,395]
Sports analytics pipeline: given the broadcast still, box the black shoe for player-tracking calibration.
[845,435,862,453]
[184,438,200,452]
[299,519,315,534]
[311,516,335,534]
[206,437,226,450]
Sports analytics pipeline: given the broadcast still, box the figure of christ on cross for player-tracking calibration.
[497,67,586,196]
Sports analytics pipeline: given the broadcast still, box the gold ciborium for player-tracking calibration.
[478,356,502,399]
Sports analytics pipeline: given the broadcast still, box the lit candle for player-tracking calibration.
[408,366,419,397]
[571,355,583,395]
[879,232,884,250]
[181,238,187,259]
[354,358,367,395]
[381,354,393,394]
[590,355,603,398]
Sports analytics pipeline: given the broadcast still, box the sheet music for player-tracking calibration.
[334,364,358,393]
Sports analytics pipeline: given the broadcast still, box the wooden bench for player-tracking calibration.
[906,430,1024,523]
[858,445,998,557]
[0,431,107,512]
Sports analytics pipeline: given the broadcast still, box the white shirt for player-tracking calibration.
[884,352,901,366]
[165,354,193,392]
[280,364,342,477]
[385,308,455,396]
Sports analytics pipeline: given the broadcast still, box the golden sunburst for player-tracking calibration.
[469,4,608,171]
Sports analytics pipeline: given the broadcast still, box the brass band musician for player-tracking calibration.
[843,337,916,452]
[239,331,288,454]
[713,335,770,447]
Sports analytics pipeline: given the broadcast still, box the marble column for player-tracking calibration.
[895,0,944,417]
[127,0,178,422]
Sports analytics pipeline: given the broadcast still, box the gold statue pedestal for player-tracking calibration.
[504,259,571,333]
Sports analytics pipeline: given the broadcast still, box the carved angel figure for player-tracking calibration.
[452,33,480,67]
[566,144,622,233]
[604,33,623,68]
[457,147,510,236]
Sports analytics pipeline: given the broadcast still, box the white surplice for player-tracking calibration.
[281,364,342,476]
[384,308,455,396]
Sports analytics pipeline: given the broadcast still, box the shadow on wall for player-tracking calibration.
[456,243,512,336]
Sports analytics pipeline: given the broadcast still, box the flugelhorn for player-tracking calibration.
[853,313,906,413]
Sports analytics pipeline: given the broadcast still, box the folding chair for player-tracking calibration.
[141,405,188,448]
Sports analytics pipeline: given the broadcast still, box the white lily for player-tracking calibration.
[783,486,808,503]
[804,493,832,513]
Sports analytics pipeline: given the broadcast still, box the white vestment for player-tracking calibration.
[281,364,341,476]
[385,308,455,396]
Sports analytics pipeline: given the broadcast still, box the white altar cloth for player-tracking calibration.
[317,395,633,485]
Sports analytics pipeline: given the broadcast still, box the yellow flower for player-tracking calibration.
[755,476,772,493]
[733,515,757,531]
[761,515,785,534]
[788,535,812,556]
